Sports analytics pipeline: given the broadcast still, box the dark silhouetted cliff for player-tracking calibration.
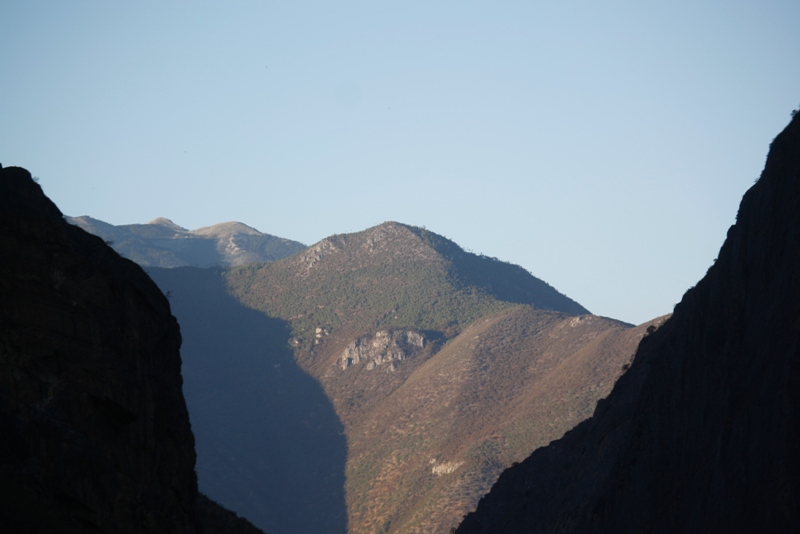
[457,116,800,533]
[0,167,264,534]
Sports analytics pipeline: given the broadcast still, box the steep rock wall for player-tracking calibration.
[457,116,800,533]
[0,167,263,534]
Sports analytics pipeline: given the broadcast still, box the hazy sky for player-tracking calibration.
[2,1,798,325]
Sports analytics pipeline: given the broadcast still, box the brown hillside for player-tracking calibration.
[337,307,662,534]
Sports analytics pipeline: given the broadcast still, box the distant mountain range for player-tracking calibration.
[66,215,306,268]
[144,221,655,534]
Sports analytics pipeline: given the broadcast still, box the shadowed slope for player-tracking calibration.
[0,167,264,534]
[457,116,800,533]
[149,267,348,534]
[403,225,589,315]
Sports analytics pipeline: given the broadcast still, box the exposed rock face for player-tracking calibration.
[457,117,800,532]
[0,167,263,533]
[338,330,425,371]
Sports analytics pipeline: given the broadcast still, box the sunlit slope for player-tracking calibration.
[339,307,659,534]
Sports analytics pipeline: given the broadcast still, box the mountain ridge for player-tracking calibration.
[67,215,306,268]
[287,221,588,316]
[227,220,589,348]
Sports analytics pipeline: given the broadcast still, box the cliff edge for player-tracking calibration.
[0,167,263,533]
[457,115,800,533]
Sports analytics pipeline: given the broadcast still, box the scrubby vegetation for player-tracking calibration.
[223,222,585,351]
[152,221,652,534]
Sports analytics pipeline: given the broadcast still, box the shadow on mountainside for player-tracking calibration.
[405,226,589,315]
[149,267,348,534]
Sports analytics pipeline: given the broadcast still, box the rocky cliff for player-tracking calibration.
[0,166,263,534]
[456,116,800,532]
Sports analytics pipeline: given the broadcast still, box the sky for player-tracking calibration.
[2,1,798,325]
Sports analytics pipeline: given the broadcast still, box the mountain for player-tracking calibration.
[225,221,588,339]
[66,215,306,268]
[455,117,800,532]
[149,221,655,534]
[0,166,263,534]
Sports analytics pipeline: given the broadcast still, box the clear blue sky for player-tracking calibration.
[2,1,798,325]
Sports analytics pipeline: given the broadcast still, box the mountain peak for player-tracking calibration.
[147,217,188,232]
[359,221,440,259]
[259,220,588,324]
[192,221,263,237]
[290,222,447,279]
[70,216,306,268]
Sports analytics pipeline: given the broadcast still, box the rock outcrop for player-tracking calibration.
[456,116,800,532]
[0,167,263,533]
[338,330,425,371]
